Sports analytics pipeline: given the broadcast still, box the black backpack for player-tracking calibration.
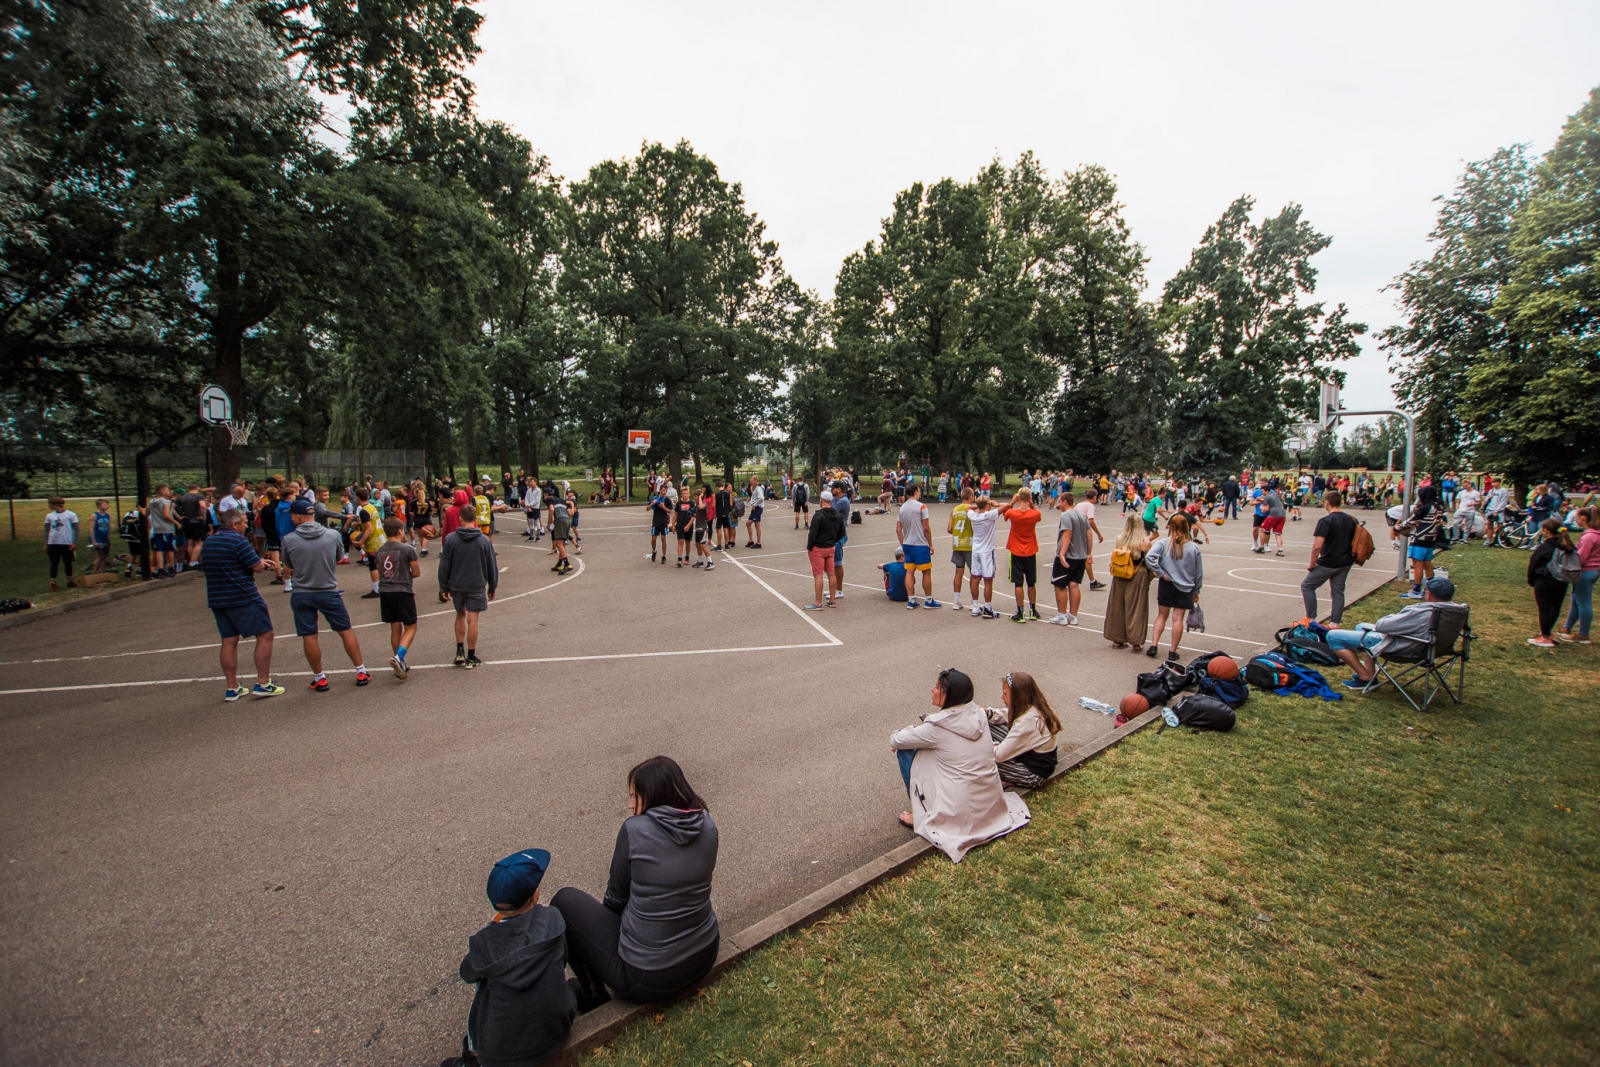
[1245,651,1296,690]
[1274,625,1342,668]
[1161,694,1237,732]
[1180,651,1250,709]
[1135,663,1194,708]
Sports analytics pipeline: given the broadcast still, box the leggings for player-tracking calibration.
[47,544,74,578]
[550,888,718,1007]
[1532,579,1568,638]
[1564,570,1597,637]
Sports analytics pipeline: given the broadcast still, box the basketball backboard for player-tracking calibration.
[1318,381,1342,430]
[199,384,232,425]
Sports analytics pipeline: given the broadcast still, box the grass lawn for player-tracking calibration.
[0,533,136,608]
[585,545,1597,1066]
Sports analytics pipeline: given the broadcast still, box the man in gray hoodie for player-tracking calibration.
[438,518,499,669]
[280,500,369,689]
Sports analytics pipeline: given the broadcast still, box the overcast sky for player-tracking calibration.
[470,0,1599,432]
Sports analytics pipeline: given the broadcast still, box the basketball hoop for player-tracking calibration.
[223,419,254,448]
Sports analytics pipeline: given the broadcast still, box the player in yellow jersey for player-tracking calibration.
[947,486,975,610]
[354,487,386,597]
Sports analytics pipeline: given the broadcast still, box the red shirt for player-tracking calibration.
[1002,506,1042,556]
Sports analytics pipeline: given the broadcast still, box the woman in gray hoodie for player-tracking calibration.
[1144,512,1203,663]
[551,757,719,1012]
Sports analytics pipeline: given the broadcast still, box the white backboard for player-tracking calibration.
[199,384,233,425]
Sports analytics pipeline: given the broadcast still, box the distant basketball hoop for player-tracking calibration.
[224,419,255,448]
[199,383,233,425]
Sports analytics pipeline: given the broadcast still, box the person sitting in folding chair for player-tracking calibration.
[1325,577,1471,708]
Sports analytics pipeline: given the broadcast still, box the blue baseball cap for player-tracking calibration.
[1424,577,1456,601]
[289,499,315,515]
[486,848,550,911]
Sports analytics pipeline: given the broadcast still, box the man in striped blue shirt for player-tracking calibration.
[200,508,285,702]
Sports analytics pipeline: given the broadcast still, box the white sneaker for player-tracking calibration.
[951,600,963,610]
[1068,614,1079,625]
[1048,614,1070,625]
[970,606,983,617]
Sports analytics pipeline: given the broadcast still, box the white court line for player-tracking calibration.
[723,552,843,645]
[1,556,586,666]
[1226,567,1304,589]
[739,563,883,594]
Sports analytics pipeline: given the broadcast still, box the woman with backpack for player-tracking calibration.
[1557,507,1598,645]
[1103,515,1153,652]
[1144,513,1203,662]
[1528,518,1576,648]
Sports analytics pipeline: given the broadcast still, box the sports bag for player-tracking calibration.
[1351,521,1375,565]
[1197,673,1250,709]
[1109,547,1137,580]
[1246,651,1296,690]
[1549,546,1583,583]
[1162,694,1237,732]
[1275,622,1341,667]
[1135,663,1193,708]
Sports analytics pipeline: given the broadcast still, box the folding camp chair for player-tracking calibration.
[1362,603,1472,712]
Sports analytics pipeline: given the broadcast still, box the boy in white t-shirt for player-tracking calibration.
[1450,485,1483,543]
[966,495,1000,619]
[43,496,79,591]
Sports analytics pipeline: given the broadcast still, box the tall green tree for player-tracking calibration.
[1160,196,1364,475]
[1381,146,1536,471]
[1466,88,1600,486]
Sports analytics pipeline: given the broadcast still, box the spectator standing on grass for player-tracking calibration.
[890,668,1030,861]
[1145,513,1202,663]
[280,499,370,690]
[42,497,78,591]
[986,671,1062,789]
[89,498,111,574]
[1527,518,1575,648]
[552,757,720,1013]
[1103,515,1153,652]
[200,508,284,701]
[443,848,576,1067]
[1303,490,1358,624]
[1557,507,1598,645]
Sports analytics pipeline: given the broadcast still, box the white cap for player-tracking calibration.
[820,491,834,503]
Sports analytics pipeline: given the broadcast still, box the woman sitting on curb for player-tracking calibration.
[891,668,1030,862]
[986,671,1063,789]
[552,757,719,1013]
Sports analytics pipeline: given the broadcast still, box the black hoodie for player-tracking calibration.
[459,904,576,1067]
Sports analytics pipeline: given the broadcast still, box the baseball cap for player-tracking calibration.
[289,499,315,515]
[1424,577,1455,601]
[820,490,834,503]
[486,848,550,912]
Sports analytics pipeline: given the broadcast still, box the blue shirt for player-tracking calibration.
[92,512,111,546]
[883,561,909,601]
[200,530,265,609]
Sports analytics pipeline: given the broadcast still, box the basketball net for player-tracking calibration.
[224,419,254,448]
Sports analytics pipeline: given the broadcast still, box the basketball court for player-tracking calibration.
[0,497,1397,1064]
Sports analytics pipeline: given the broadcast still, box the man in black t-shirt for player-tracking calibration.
[1302,490,1359,623]
[175,483,211,569]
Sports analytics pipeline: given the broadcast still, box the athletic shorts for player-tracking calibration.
[808,546,833,576]
[749,507,763,522]
[970,547,996,580]
[652,523,669,536]
[794,502,808,514]
[1009,553,1037,587]
[1261,516,1285,534]
[1408,545,1435,562]
[1143,521,1157,535]
[182,520,208,542]
[950,549,972,569]
[379,590,417,625]
[151,533,176,552]
[902,544,932,570]
[1252,513,1265,528]
[834,534,847,564]
[450,589,489,614]
[1051,557,1086,588]
[212,600,273,640]
[290,589,352,637]
[676,525,692,540]
[716,515,733,529]
[93,544,110,560]
[552,519,571,542]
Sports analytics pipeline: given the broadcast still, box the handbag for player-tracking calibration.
[1109,547,1137,580]
[1187,604,1206,632]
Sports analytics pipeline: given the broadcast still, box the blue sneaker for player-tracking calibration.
[224,686,245,702]
[1399,590,1423,599]
[251,680,285,698]
[1342,676,1372,690]
[923,599,942,608]
[907,599,919,609]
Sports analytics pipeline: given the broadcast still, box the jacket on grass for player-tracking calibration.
[460,904,577,1067]
[891,701,1030,862]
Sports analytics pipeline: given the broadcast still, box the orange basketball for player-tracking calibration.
[1207,655,1239,681]
[1119,693,1150,718]
[1213,516,1225,525]
[421,525,438,539]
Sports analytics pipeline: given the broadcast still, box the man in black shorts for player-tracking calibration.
[370,517,420,678]
[1049,491,1088,626]
[714,481,734,550]
[176,482,210,570]
[792,478,809,528]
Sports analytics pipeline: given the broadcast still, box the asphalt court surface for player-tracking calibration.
[0,499,1394,1065]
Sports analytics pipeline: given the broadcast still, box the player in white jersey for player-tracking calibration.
[522,480,543,541]
[966,495,1000,619]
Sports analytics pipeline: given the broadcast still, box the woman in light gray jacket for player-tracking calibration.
[1144,513,1203,663]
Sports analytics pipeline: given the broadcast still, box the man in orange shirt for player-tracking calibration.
[998,488,1043,622]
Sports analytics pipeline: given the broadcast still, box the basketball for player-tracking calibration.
[1207,655,1239,681]
[1213,516,1225,525]
[1119,693,1150,718]
[421,525,438,539]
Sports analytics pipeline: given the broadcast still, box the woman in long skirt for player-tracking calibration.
[1103,515,1153,653]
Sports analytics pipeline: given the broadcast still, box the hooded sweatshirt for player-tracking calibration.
[438,525,499,596]
[459,904,577,1067]
[280,521,343,593]
[603,807,720,972]
[890,702,1030,862]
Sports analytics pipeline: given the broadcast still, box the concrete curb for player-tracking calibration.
[0,571,200,632]
[549,705,1166,1064]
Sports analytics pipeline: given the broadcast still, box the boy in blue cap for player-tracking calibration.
[443,849,577,1067]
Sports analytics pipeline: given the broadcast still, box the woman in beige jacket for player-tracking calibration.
[891,669,1030,862]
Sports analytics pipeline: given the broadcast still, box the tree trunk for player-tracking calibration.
[209,296,246,491]
[465,412,478,485]
[692,451,703,485]
[722,456,735,485]
[496,402,510,481]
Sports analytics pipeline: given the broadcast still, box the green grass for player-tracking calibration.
[0,534,133,607]
[584,547,1597,1066]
